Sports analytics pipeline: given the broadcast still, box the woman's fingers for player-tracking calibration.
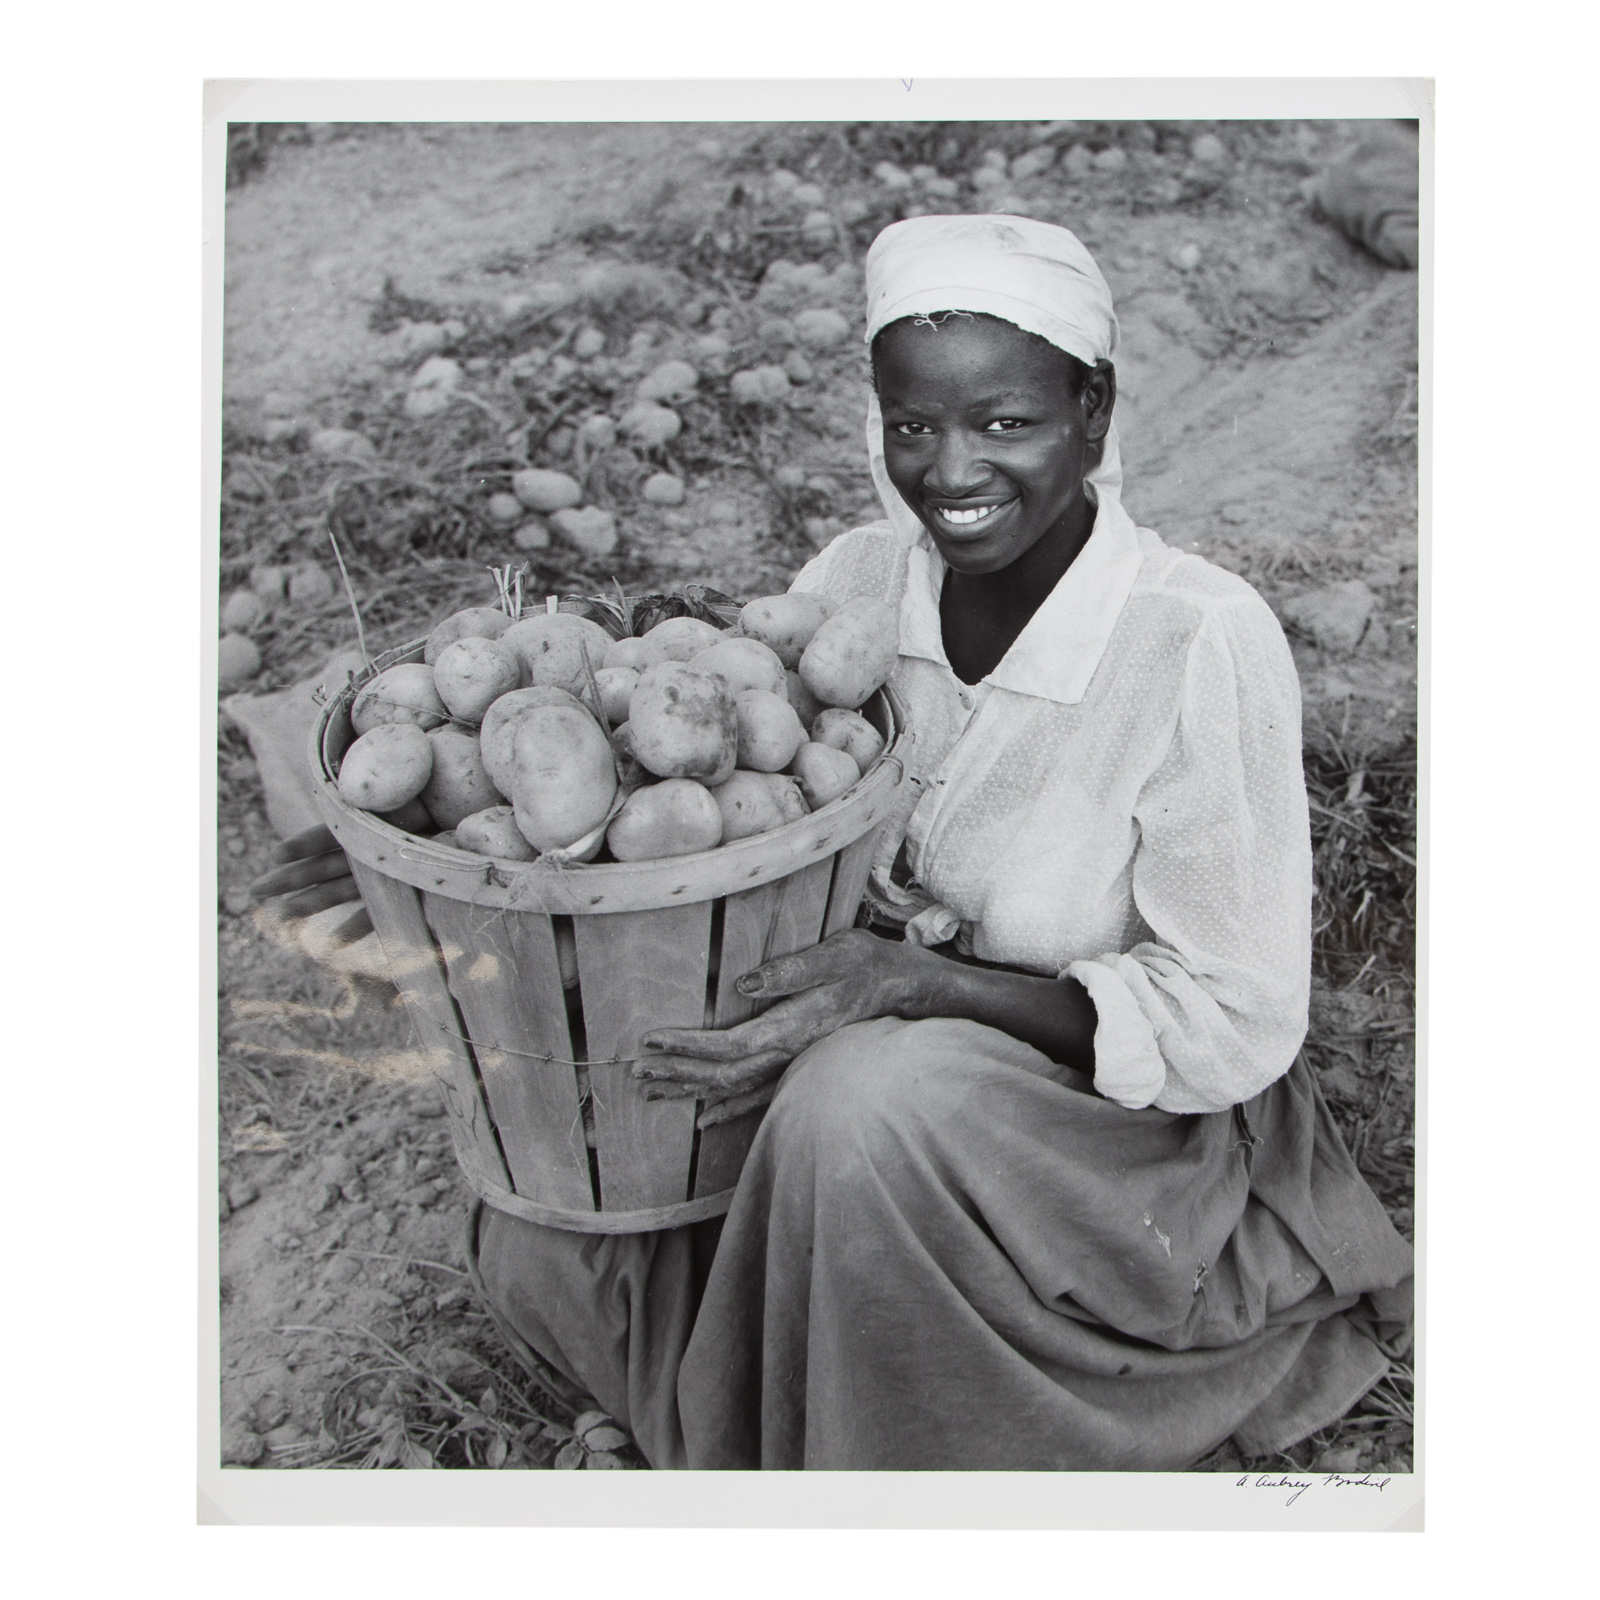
[643,984,846,1063]
[252,846,353,901]
[326,904,374,948]
[697,1081,780,1130]
[276,875,362,920]
[636,1048,790,1096]
[272,824,340,864]
[734,928,875,999]
[640,1024,764,1062]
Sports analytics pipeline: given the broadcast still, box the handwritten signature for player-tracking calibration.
[1238,1473,1394,1506]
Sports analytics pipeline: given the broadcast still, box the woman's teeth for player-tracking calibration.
[938,504,1001,526]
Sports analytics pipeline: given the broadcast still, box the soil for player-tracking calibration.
[216,117,1417,1474]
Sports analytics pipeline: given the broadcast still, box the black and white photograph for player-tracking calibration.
[206,86,1422,1519]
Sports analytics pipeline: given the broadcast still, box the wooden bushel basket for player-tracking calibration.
[311,639,908,1234]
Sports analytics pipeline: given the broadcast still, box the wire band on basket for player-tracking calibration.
[422,1017,640,1068]
[421,1013,635,1069]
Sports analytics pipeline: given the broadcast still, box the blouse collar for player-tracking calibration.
[897,493,1145,706]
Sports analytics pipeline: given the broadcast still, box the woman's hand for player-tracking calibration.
[251,824,360,920]
[250,825,390,984]
[635,929,935,1127]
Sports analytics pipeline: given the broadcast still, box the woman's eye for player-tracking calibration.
[890,421,932,438]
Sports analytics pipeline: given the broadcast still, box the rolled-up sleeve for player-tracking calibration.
[1067,594,1312,1113]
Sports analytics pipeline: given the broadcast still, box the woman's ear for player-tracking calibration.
[1083,359,1117,443]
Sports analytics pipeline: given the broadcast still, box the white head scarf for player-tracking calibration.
[862,214,1125,542]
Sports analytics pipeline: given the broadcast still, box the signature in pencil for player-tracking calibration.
[1239,1472,1394,1506]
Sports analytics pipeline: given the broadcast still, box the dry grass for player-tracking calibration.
[1303,733,1417,1229]
[276,1314,640,1471]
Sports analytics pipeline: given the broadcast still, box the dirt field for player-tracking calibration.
[216,118,1417,1474]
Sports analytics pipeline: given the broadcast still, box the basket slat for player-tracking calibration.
[350,861,513,1195]
[422,897,595,1214]
[769,854,842,956]
[691,1111,764,1201]
[691,857,837,1198]
[692,878,786,1198]
[822,828,881,938]
[575,903,711,1211]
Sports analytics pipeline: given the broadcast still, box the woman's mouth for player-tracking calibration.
[928,499,1015,532]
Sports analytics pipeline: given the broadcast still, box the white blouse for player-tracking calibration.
[790,500,1312,1116]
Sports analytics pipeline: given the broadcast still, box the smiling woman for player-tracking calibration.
[875,313,1100,558]
[467,214,1413,1472]
[874,312,1113,680]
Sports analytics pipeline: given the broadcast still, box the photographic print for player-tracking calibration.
[209,88,1420,1519]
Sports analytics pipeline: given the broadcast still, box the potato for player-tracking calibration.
[421,728,505,829]
[309,426,376,460]
[793,307,851,350]
[603,634,669,673]
[798,598,900,709]
[593,666,640,727]
[218,633,261,691]
[734,688,806,773]
[249,564,291,601]
[501,613,615,697]
[712,770,808,841]
[730,366,791,405]
[791,742,859,810]
[606,778,723,862]
[424,606,512,665]
[642,615,724,662]
[689,636,787,698]
[288,563,335,606]
[784,668,826,731]
[510,467,582,513]
[636,359,700,405]
[773,776,810,825]
[641,472,686,506]
[549,506,619,558]
[810,707,885,773]
[455,805,538,861]
[433,636,523,722]
[479,686,588,791]
[618,403,682,447]
[221,589,264,633]
[737,591,837,668]
[627,662,738,784]
[506,705,619,852]
[338,723,434,812]
[575,413,616,455]
[375,796,434,834]
[487,492,524,526]
[351,663,449,734]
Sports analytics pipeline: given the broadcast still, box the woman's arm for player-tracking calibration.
[903,945,1098,1070]
[636,927,1098,1117]
[1072,592,1314,1113]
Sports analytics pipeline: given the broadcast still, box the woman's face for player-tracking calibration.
[874,313,1113,577]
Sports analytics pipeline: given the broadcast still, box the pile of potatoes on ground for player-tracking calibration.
[335,589,899,864]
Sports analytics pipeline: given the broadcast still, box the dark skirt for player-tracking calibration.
[476,1016,1412,1469]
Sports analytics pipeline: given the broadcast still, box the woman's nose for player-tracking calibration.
[926,431,993,496]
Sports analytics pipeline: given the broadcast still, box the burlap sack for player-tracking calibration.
[222,647,367,838]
